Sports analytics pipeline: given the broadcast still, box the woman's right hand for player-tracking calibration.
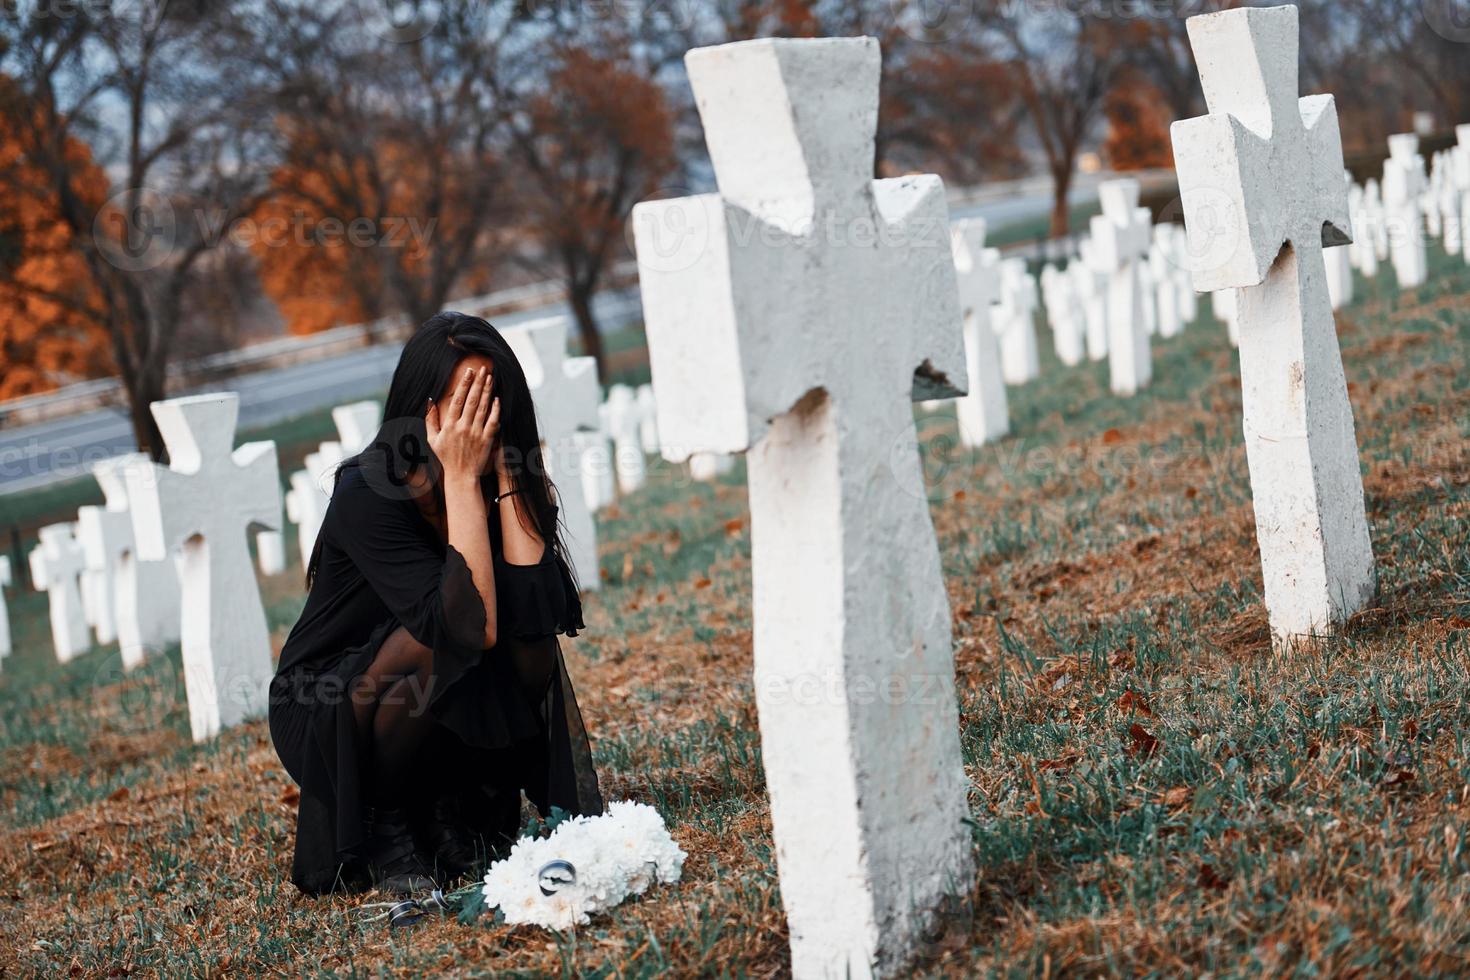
[427,366,500,481]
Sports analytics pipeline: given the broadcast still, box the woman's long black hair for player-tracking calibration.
[306,311,576,589]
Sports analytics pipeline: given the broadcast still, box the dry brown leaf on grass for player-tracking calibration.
[1128,723,1160,758]
[1117,690,1153,717]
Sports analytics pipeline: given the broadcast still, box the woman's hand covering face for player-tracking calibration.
[427,364,501,480]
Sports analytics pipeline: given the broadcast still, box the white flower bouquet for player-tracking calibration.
[479,801,686,931]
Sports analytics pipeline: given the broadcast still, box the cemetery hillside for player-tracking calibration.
[3,2,1470,977]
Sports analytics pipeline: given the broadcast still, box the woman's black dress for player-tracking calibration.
[268,461,602,895]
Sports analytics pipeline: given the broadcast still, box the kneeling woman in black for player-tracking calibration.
[270,312,601,896]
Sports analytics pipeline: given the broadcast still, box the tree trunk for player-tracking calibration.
[1049,163,1075,239]
[127,369,168,462]
[568,285,607,384]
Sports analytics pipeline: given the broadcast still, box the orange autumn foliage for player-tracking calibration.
[0,93,112,399]
[249,161,378,336]
[1104,73,1174,171]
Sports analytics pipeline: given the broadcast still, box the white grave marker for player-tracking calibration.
[1171,3,1376,647]
[29,523,90,662]
[1072,241,1109,361]
[1089,178,1153,395]
[631,37,974,978]
[1039,262,1086,366]
[951,219,1011,444]
[995,257,1040,386]
[78,454,181,670]
[1383,133,1428,289]
[603,385,648,494]
[635,384,660,453]
[0,556,12,662]
[502,317,602,591]
[123,393,283,741]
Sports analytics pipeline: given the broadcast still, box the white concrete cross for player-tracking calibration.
[1171,3,1376,647]
[78,454,181,669]
[502,316,602,591]
[255,531,287,576]
[687,452,734,482]
[284,470,324,572]
[995,257,1040,386]
[123,393,282,741]
[630,36,973,979]
[1383,133,1428,288]
[1089,179,1153,394]
[1136,207,1160,337]
[331,400,382,455]
[1457,125,1470,268]
[635,384,660,454]
[1149,225,1183,338]
[79,562,116,647]
[1072,241,1109,361]
[576,425,616,512]
[1040,262,1086,367]
[29,522,90,662]
[0,556,12,662]
[1347,182,1380,278]
[1214,287,1240,347]
[951,218,1011,444]
[603,385,648,494]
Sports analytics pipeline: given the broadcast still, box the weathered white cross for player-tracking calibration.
[950,218,1010,446]
[123,394,282,741]
[29,522,91,662]
[631,36,974,979]
[1171,3,1376,647]
[1383,133,1428,288]
[78,454,180,670]
[1089,178,1153,395]
[501,316,602,590]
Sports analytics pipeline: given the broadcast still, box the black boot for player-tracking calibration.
[366,806,437,895]
[419,793,485,883]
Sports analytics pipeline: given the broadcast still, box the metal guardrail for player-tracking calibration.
[0,265,639,429]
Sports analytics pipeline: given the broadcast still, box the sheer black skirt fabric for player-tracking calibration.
[269,550,602,895]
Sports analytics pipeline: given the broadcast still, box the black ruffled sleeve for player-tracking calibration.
[329,470,487,653]
[495,544,585,640]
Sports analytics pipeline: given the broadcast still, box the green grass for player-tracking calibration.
[1,241,1469,975]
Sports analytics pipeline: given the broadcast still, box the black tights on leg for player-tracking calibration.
[351,627,438,807]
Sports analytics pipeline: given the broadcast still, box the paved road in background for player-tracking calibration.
[0,183,1091,498]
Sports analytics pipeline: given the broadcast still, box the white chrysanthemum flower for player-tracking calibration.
[479,800,686,931]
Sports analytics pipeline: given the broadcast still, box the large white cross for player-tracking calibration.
[29,522,90,662]
[501,316,601,591]
[950,218,1010,446]
[1382,133,1428,288]
[0,556,12,662]
[1171,3,1375,647]
[123,393,282,741]
[78,454,181,670]
[1088,178,1153,395]
[630,37,973,979]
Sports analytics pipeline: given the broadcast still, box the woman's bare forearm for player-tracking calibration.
[497,470,546,566]
[444,472,498,647]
